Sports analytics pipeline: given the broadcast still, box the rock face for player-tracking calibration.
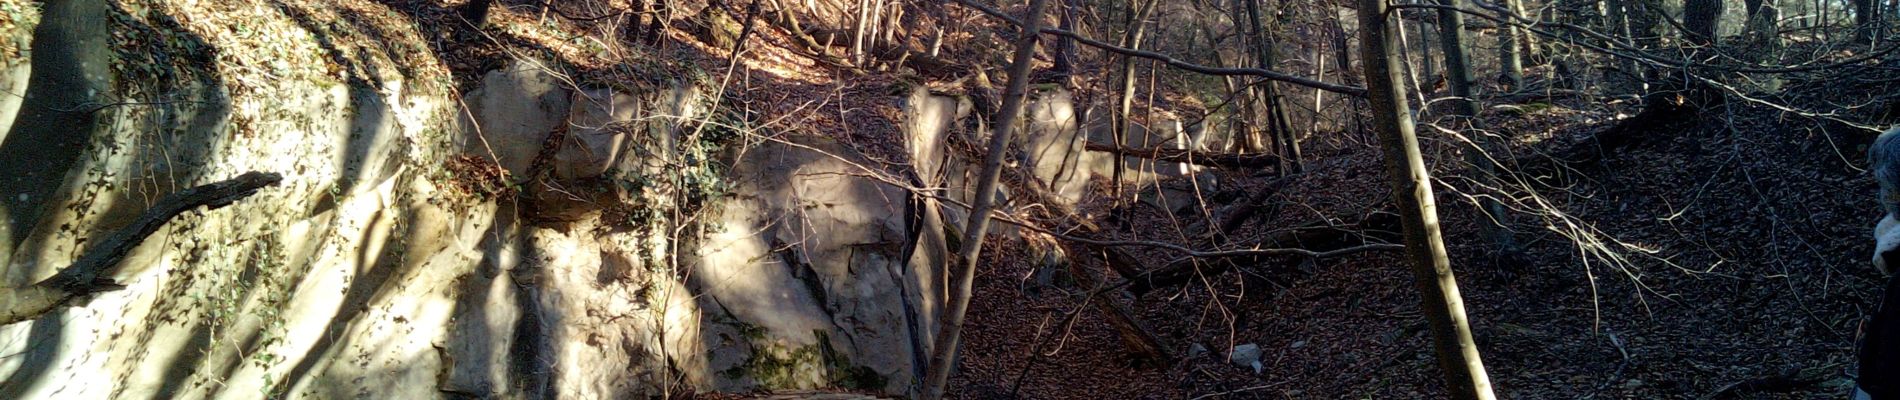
[1016,88,1091,203]
[0,2,933,399]
[691,137,935,394]
[0,1,1230,398]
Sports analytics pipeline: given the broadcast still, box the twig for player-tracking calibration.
[947,0,1366,97]
[1188,381,1291,399]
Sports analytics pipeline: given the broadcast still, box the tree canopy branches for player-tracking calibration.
[948,0,1369,97]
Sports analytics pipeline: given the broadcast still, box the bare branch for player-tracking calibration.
[948,0,1368,97]
[1084,142,1284,170]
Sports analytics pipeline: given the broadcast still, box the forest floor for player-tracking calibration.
[950,72,1896,398]
[368,1,1896,398]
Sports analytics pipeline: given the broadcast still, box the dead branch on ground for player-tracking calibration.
[0,171,283,326]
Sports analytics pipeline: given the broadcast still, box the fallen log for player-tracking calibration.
[1190,175,1297,242]
[1085,142,1283,170]
[1067,245,1174,364]
[0,171,283,326]
[1127,211,1402,296]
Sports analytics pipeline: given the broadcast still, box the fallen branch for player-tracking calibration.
[1127,212,1403,296]
[761,0,852,67]
[1084,142,1284,170]
[1206,176,1296,240]
[1067,245,1175,364]
[0,171,283,326]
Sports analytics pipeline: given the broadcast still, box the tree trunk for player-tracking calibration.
[645,0,670,45]
[1246,0,1302,171]
[852,0,871,65]
[1497,0,1526,89]
[1417,18,1436,87]
[1436,0,1519,255]
[1356,0,1498,397]
[626,0,650,43]
[1112,0,1158,198]
[1858,0,1879,42]
[1196,13,1247,153]
[1604,0,1638,78]
[1053,0,1078,78]
[869,0,887,61]
[461,0,496,26]
[1683,0,1725,45]
[1744,0,1782,51]
[1330,11,1359,136]
[920,0,1050,397]
[1230,0,1267,153]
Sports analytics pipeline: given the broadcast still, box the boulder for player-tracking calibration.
[689,136,933,394]
[459,61,575,178]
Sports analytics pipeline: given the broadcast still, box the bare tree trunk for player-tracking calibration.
[928,1,948,56]
[1357,0,1498,397]
[1112,0,1158,198]
[626,0,650,43]
[1497,0,1527,89]
[1246,0,1302,171]
[1196,14,1246,152]
[1229,0,1267,153]
[1053,0,1078,77]
[1417,17,1436,86]
[646,0,670,45]
[1604,0,1638,77]
[1436,0,1518,255]
[1858,0,1880,42]
[1312,47,1326,136]
[1330,12,1360,137]
[1744,0,1782,49]
[852,0,871,65]
[1683,0,1725,45]
[920,0,1050,397]
[868,0,886,61]
[881,0,902,47]
[1395,17,1428,108]
[461,0,497,26]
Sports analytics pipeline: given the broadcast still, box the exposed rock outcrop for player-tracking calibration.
[0,1,936,398]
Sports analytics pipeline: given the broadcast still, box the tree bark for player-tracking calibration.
[645,0,670,45]
[1356,0,1498,397]
[1857,0,1880,42]
[1053,0,1078,78]
[1497,0,1526,89]
[1112,0,1158,199]
[1682,0,1724,45]
[0,172,281,326]
[1435,0,1518,254]
[461,0,496,26]
[920,0,1050,397]
[1222,0,1259,154]
[1743,0,1781,49]
[1246,0,1302,171]
[852,0,871,65]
